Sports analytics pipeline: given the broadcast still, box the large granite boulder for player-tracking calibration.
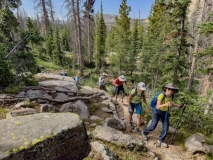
[0,113,90,160]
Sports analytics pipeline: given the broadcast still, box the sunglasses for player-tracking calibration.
[167,88,174,92]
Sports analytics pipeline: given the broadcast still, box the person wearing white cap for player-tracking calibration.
[98,72,108,92]
[113,75,127,102]
[128,82,149,134]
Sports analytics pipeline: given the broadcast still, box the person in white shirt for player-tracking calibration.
[98,72,107,92]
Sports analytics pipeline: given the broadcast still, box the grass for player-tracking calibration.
[0,107,7,119]
[36,58,61,70]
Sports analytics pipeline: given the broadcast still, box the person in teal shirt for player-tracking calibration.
[128,82,149,134]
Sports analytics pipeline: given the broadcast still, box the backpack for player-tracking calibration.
[150,92,165,110]
[129,86,143,97]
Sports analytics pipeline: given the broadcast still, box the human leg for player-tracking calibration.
[143,112,160,136]
[128,103,135,129]
[159,113,169,143]
[120,85,125,102]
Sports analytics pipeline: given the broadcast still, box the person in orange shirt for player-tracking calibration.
[113,75,127,102]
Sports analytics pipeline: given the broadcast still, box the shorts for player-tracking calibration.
[114,85,124,95]
[128,102,142,115]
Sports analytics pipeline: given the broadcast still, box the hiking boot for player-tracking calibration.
[140,121,145,126]
[141,131,148,141]
[129,122,134,129]
[135,128,141,134]
[158,140,168,148]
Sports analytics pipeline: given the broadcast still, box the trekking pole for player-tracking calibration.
[171,100,187,144]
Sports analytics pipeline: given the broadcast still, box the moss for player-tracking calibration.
[11,133,17,140]
[12,148,18,153]
[15,121,22,125]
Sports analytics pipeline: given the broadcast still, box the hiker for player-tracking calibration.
[141,83,187,148]
[128,82,149,134]
[74,71,82,87]
[98,72,108,92]
[113,75,127,102]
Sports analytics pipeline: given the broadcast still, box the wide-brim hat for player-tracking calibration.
[162,83,179,93]
[118,75,126,82]
[101,72,107,76]
[138,82,146,91]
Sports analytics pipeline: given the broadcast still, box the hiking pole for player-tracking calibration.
[171,100,187,144]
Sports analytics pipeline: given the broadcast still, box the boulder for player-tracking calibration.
[102,118,125,131]
[185,134,211,154]
[0,113,90,160]
[92,126,145,151]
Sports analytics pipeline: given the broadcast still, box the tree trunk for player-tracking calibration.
[41,0,49,36]
[88,16,92,63]
[76,0,84,75]
[48,0,54,24]
[187,0,206,92]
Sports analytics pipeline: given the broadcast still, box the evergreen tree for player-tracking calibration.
[128,19,139,75]
[114,0,131,74]
[52,25,63,65]
[61,25,70,52]
[93,3,106,72]
[45,26,53,60]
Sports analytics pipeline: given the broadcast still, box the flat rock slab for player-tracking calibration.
[39,80,78,92]
[0,113,90,160]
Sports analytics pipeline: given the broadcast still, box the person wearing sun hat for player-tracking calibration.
[113,75,128,102]
[128,82,149,134]
[141,83,187,148]
[98,72,108,92]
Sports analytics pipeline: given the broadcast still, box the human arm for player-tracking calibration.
[128,94,133,112]
[142,94,150,112]
[113,78,119,87]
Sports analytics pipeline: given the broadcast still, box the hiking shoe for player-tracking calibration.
[129,122,134,129]
[141,131,148,141]
[135,128,141,134]
[140,121,145,126]
[158,140,168,148]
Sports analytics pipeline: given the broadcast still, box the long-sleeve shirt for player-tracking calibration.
[98,76,105,86]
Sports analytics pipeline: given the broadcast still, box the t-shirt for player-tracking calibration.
[113,78,126,86]
[157,93,172,111]
[75,75,80,83]
[130,88,144,104]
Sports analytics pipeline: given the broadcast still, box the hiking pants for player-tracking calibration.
[143,111,169,142]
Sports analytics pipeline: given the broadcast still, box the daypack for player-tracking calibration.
[150,92,165,110]
[129,86,144,97]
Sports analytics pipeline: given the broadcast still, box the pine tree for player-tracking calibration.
[52,26,63,65]
[114,0,131,74]
[94,2,106,72]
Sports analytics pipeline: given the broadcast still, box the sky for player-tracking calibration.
[20,0,155,20]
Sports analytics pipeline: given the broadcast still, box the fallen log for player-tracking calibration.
[0,92,104,104]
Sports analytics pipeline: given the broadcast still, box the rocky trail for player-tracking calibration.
[0,72,211,160]
[115,96,206,160]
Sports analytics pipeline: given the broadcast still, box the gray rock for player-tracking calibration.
[14,102,25,108]
[11,108,36,117]
[54,86,69,92]
[92,126,145,151]
[101,107,113,113]
[0,113,90,160]
[90,141,118,160]
[55,93,69,101]
[39,80,78,92]
[185,134,211,154]
[60,100,90,120]
[102,118,125,131]
[40,104,55,113]
[90,115,103,121]
[147,120,175,134]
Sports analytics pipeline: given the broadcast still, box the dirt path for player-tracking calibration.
[116,96,205,160]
